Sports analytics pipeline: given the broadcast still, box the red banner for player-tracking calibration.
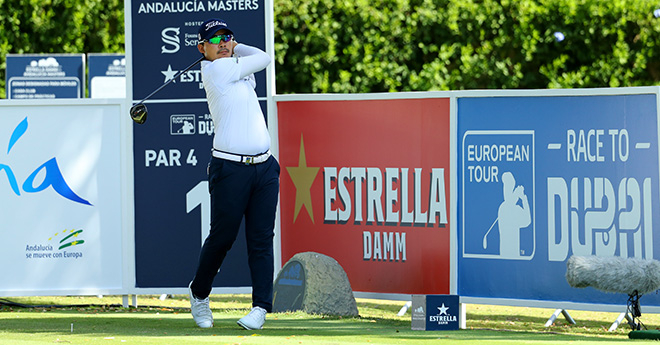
[278,97,451,294]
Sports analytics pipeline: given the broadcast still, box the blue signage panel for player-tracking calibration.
[411,295,460,331]
[88,53,126,98]
[425,295,460,331]
[272,261,305,312]
[131,99,268,288]
[132,100,246,287]
[458,93,660,305]
[130,1,268,288]
[6,54,84,99]
[131,1,266,101]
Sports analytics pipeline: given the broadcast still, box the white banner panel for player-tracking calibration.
[0,101,123,295]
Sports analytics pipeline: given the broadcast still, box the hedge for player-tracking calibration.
[0,0,124,98]
[1,0,659,97]
[274,0,660,93]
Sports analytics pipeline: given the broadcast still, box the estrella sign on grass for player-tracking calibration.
[278,98,451,294]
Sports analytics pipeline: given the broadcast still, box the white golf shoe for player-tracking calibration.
[188,282,213,328]
[237,306,267,330]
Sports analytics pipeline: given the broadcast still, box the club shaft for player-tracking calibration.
[135,56,205,105]
[484,217,498,237]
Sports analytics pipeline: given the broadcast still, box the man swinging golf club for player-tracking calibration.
[188,18,279,330]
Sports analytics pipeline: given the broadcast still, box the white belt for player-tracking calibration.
[212,149,271,164]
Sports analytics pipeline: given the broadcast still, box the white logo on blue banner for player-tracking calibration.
[411,295,460,331]
[170,114,196,135]
[161,27,181,54]
[458,93,660,305]
[462,130,535,260]
[6,54,84,99]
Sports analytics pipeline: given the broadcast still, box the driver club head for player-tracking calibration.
[130,103,148,125]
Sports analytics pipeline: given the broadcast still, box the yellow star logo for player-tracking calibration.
[286,134,319,223]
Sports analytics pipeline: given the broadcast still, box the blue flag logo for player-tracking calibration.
[1,117,92,206]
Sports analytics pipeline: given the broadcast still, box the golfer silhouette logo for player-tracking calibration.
[179,120,194,134]
[483,172,531,259]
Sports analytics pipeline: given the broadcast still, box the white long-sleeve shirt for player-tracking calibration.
[201,44,271,155]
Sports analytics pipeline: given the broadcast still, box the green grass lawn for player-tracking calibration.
[0,294,653,344]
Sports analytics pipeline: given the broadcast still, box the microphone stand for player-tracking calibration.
[627,290,645,331]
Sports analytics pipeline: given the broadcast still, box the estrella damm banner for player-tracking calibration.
[278,97,451,294]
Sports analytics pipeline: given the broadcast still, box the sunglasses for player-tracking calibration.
[205,34,233,44]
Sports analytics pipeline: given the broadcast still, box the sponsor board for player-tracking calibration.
[411,295,460,331]
[0,102,122,294]
[6,54,84,99]
[132,100,266,287]
[130,0,267,101]
[129,0,268,288]
[278,98,451,295]
[88,53,126,98]
[457,93,660,305]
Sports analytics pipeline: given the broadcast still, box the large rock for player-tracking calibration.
[273,252,359,316]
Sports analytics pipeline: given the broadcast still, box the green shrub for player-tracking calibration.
[274,0,660,93]
[1,0,658,96]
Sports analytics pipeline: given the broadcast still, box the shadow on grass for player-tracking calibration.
[465,311,635,341]
[467,310,635,329]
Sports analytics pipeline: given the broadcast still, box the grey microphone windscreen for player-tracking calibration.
[566,255,660,296]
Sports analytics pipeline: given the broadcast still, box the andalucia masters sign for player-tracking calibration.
[129,0,267,289]
[277,97,452,295]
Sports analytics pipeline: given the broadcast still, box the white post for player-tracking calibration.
[397,301,412,316]
[608,312,631,332]
[561,309,576,324]
[545,309,575,327]
[544,309,562,327]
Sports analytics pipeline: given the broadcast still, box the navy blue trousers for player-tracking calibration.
[191,155,280,312]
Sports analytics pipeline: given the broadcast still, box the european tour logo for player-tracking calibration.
[285,134,449,263]
[1,117,92,206]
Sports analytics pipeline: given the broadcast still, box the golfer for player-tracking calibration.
[497,172,530,258]
[188,18,279,330]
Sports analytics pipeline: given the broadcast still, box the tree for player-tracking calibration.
[2,0,659,96]
[273,0,660,93]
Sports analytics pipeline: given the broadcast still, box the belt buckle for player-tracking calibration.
[244,156,253,165]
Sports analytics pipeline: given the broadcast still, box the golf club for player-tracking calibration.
[130,55,206,124]
[482,217,498,249]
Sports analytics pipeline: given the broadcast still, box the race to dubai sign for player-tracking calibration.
[278,97,451,295]
[457,93,660,305]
